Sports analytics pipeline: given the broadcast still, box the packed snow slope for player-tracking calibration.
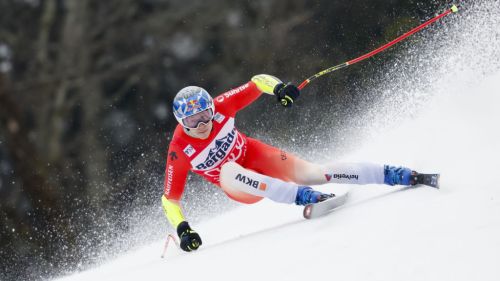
[56,2,500,281]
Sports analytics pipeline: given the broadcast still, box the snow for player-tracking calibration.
[55,2,500,281]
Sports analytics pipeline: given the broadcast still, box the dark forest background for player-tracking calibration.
[0,0,448,280]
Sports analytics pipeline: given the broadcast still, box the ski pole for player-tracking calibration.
[161,233,179,258]
[297,5,459,90]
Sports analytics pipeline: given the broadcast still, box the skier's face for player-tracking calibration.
[182,109,213,129]
[187,119,213,139]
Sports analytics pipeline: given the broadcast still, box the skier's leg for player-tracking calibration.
[293,162,414,186]
[220,161,332,205]
[322,162,385,185]
[242,138,413,186]
[241,137,326,185]
[322,163,416,186]
[220,161,298,204]
[228,138,414,205]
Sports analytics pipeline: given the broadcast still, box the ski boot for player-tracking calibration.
[295,186,335,206]
[384,165,413,186]
[384,165,440,188]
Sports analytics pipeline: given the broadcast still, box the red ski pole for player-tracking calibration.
[297,5,459,90]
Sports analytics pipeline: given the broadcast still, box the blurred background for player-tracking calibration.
[0,0,450,280]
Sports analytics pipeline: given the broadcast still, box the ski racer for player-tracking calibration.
[162,74,421,252]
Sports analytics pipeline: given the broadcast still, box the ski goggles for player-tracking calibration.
[182,109,214,129]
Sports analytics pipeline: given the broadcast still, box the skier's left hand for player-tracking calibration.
[274,83,300,107]
[177,221,202,252]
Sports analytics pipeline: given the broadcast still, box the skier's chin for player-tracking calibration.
[191,123,212,139]
[197,130,210,138]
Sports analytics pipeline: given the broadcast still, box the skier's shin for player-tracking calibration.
[323,162,385,185]
[220,162,298,204]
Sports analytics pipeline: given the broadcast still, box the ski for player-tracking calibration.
[412,173,440,188]
[303,192,349,219]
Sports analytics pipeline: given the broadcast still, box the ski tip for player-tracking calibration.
[451,5,458,13]
[302,192,349,220]
[303,204,313,219]
[427,173,440,189]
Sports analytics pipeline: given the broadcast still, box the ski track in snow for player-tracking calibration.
[55,2,500,281]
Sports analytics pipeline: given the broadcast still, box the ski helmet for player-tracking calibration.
[172,86,215,127]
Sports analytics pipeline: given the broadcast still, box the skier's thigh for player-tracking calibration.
[244,137,325,185]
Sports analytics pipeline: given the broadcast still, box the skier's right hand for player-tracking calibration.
[274,83,300,107]
[177,221,202,252]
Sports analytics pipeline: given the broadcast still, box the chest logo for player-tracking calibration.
[194,128,236,170]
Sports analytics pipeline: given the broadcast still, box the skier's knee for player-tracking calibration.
[220,161,244,186]
[220,162,263,204]
[292,163,328,185]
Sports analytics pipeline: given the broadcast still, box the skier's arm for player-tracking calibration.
[216,74,300,114]
[161,196,185,228]
[162,143,203,252]
[162,143,189,229]
[251,74,301,107]
[250,74,283,95]
[162,196,203,252]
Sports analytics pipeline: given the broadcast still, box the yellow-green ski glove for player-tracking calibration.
[274,83,300,107]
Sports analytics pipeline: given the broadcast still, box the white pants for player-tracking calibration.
[220,161,385,204]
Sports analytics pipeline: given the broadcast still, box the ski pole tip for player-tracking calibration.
[450,5,459,13]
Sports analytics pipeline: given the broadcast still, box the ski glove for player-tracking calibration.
[274,83,300,107]
[177,221,202,252]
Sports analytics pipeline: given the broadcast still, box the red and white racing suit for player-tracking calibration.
[163,81,309,205]
[162,77,388,228]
